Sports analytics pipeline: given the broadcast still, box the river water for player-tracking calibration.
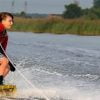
[4,32,100,100]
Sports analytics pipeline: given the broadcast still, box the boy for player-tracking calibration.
[0,12,14,85]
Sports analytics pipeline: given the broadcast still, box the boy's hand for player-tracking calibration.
[9,62,16,72]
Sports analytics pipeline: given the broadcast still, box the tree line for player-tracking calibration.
[62,0,100,19]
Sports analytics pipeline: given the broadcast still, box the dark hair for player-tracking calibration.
[0,12,14,22]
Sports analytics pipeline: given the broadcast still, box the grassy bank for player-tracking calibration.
[12,17,100,35]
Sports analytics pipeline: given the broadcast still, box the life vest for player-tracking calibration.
[0,23,8,51]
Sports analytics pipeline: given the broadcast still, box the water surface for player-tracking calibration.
[5,32,100,100]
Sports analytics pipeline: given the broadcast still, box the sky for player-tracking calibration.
[0,0,93,14]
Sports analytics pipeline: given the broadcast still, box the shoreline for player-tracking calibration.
[11,17,100,36]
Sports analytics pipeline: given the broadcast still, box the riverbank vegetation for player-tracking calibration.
[11,0,100,35]
[11,16,100,36]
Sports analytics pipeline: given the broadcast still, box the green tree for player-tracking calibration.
[20,11,26,16]
[83,8,99,19]
[62,4,83,18]
[94,0,100,8]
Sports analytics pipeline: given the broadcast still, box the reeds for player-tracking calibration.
[11,17,100,35]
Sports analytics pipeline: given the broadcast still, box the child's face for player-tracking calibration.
[2,16,13,29]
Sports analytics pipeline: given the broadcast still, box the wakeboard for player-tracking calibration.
[0,84,16,96]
